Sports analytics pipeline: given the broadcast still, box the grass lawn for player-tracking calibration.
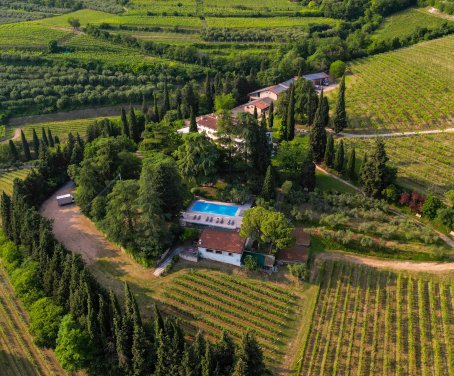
[315,170,357,194]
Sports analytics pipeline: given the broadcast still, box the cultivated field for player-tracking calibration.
[0,170,30,196]
[295,261,454,375]
[371,7,452,42]
[160,269,304,365]
[0,266,65,376]
[344,133,454,195]
[346,35,454,131]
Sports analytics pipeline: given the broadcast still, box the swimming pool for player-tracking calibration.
[191,201,240,217]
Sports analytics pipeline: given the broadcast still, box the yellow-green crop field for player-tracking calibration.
[295,261,454,376]
[0,169,30,196]
[344,132,454,195]
[346,35,454,131]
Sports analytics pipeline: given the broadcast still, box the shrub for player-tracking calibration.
[244,255,259,271]
[1,241,23,271]
[329,60,347,78]
[436,208,454,229]
[179,228,199,242]
[422,194,443,220]
[288,263,309,281]
[382,184,399,203]
[29,297,64,348]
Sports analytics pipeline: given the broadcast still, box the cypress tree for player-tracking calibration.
[232,358,248,376]
[141,96,148,118]
[346,147,356,180]
[132,322,149,376]
[333,75,347,133]
[321,95,330,127]
[257,115,270,176]
[201,342,214,376]
[47,128,55,147]
[121,107,129,137]
[8,140,19,162]
[163,80,170,115]
[334,139,345,172]
[41,127,49,146]
[129,107,141,143]
[261,165,276,200]
[54,135,60,144]
[205,73,214,112]
[70,143,83,165]
[20,130,32,161]
[286,85,295,141]
[253,106,258,119]
[0,192,12,237]
[301,148,316,192]
[324,133,335,167]
[32,128,40,158]
[153,304,164,339]
[153,93,160,122]
[189,107,198,133]
[213,331,235,376]
[309,91,327,163]
[235,332,266,376]
[268,101,274,129]
[307,91,318,125]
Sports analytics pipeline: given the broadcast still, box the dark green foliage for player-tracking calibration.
[334,139,344,172]
[47,128,55,148]
[205,74,214,113]
[32,129,40,158]
[121,107,129,137]
[21,131,32,161]
[301,148,316,192]
[1,193,12,238]
[321,95,330,127]
[8,140,19,162]
[286,85,296,141]
[190,107,198,133]
[268,101,274,129]
[29,297,64,348]
[261,165,277,200]
[324,133,335,167]
[333,75,347,133]
[422,194,443,220]
[309,91,327,163]
[235,332,267,376]
[70,142,84,166]
[129,107,141,143]
[41,127,49,146]
[163,80,170,115]
[346,147,356,180]
[359,139,395,198]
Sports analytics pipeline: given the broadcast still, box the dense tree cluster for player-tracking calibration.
[0,135,267,375]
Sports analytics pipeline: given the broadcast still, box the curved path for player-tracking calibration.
[339,127,454,139]
[317,252,454,273]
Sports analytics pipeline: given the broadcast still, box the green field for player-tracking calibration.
[344,133,454,195]
[372,8,453,43]
[346,35,454,130]
[0,169,30,196]
[0,22,68,49]
[295,261,454,375]
[9,118,104,142]
[0,266,65,375]
[159,269,305,366]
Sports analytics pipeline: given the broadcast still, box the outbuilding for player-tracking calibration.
[198,229,245,267]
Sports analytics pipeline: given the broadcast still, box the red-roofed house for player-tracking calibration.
[198,228,246,266]
[233,97,273,118]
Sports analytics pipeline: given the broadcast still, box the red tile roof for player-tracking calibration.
[199,229,245,254]
[196,114,218,131]
[293,228,311,246]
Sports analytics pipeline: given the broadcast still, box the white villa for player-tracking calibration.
[197,228,245,267]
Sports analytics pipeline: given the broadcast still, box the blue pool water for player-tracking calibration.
[191,201,239,216]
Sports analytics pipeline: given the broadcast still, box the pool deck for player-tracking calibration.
[180,199,252,230]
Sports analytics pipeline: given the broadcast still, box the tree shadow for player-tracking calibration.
[0,349,41,376]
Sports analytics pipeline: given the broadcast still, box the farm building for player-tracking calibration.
[232,97,273,118]
[248,77,298,101]
[198,228,246,266]
[277,227,310,264]
[302,72,330,86]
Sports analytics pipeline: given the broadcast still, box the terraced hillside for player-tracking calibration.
[159,270,305,366]
[344,133,454,195]
[0,170,30,196]
[295,261,454,376]
[346,35,454,131]
[0,266,65,376]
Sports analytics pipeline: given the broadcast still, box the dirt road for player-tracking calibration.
[317,252,454,273]
[40,182,156,287]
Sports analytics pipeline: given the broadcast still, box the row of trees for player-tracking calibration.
[0,132,267,375]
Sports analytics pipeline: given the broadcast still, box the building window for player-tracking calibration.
[206,249,213,253]
[228,253,233,256]
[215,250,222,254]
